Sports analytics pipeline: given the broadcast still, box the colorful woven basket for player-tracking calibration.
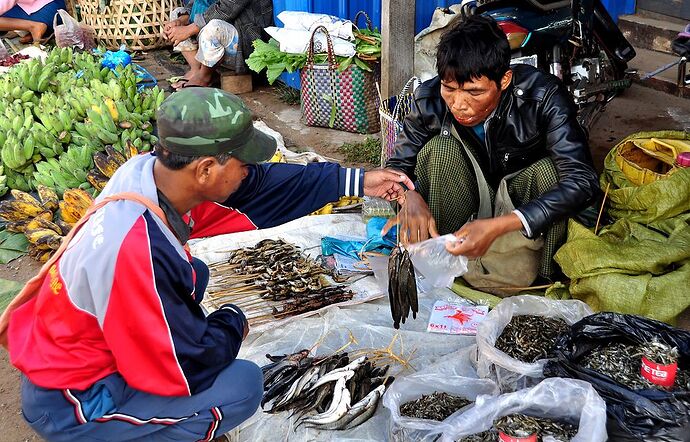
[300,26,380,135]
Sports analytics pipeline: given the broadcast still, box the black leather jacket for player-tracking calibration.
[386,64,600,238]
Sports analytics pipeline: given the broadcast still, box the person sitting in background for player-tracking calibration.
[0,0,65,43]
[164,0,273,90]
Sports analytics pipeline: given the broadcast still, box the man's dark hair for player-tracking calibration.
[436,15,511,87]
[154,144,233,170]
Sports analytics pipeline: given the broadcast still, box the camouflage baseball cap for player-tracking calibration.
[156,87,276,164]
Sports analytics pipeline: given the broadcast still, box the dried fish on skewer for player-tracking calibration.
[495,315,569,363]
[399,392,472,421]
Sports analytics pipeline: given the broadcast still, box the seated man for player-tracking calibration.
[385,15,600,284]
[164,0,272,89]
[4,88,412,442]
[0,0,65,43]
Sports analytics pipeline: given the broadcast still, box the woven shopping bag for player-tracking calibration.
[378,77,420,166]
[300,26,380,134]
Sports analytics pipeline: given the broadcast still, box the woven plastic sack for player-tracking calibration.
[601,130,690,224]
[439,378,608,442]
[378,77,420,166]
[300,26,380,134]
[544,312,690,442]
[476,295,593,392]
[383,346,498,442]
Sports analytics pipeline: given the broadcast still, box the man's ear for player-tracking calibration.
[500,69,513,92]
[195,157,216,184]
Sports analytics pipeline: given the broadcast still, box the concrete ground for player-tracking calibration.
[0,54,689,441]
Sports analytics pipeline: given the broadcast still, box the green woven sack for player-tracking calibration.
[555,130,690,324]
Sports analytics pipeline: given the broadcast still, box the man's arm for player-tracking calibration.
[102,213,246,396]
[515,81,600,238]
[194,0,250,28]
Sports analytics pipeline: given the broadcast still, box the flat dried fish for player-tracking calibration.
[388,244,418,329]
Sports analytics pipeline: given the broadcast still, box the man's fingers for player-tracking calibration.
[381,216,398,236]
[446,240,467,256]
[381,169,415,191]
[429,218,440,238]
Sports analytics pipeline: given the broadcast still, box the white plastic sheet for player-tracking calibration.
[439,378,608,442]
[383,346,498,441]
[277,11,355,41]
[265,27,356,57]
[475,295,593,392]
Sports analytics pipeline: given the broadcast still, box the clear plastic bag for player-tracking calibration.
[362,197,395,222]
[54,9,95,50]
[476,295,593,392]
[407,234,468,288]
[382,346,498,442]
[439,377,608,442]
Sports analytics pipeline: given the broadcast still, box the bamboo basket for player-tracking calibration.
[76,0,180,51]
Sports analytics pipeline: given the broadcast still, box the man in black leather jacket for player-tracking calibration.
[385,15,600,280]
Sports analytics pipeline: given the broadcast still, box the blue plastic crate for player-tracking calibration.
[278,70,301,90]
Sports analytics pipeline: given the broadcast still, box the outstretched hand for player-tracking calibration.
[362,169,415,201]
[382,189,439,244]
[445,214,524,257]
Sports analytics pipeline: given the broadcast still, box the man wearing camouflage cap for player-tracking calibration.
[7,88,413,442]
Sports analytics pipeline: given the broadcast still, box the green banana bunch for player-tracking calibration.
[0,165,8,197]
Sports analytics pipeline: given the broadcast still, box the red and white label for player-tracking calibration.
[499,432,537,442]
[641,357,677,387]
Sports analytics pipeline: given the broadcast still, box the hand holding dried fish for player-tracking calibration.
[388,244,418,329]
[399,391,472,421]
[495,315,569,363]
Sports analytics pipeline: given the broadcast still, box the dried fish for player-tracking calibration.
[494,413,577,441]
[581,341,689,391]
[399,392,472,421]
[495,315,569,363]
[388,244,418,329]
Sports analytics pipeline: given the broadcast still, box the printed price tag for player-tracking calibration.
[641,357,677,387]
[498,432,537,442]
[427,301,488,335]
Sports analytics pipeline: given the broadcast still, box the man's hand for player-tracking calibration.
[362,169,415,201]
[242,319,249,341]
[446,213,524,257]
[382,190,439,243]
[166,23,200,46]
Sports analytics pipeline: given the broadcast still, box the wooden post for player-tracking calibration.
[381,0,416,98]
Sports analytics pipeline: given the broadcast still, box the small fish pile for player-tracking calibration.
[495,315,569,363]
[388,244,418,329]
[456,414,577,441]
[581,341,690,391]
[399,392,472,421]
[261,350,392,431]
[207,239,354,324]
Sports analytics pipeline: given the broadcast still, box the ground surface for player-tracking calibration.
[0,52,689,441]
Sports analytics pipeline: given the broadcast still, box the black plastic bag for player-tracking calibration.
[543,312,690,442]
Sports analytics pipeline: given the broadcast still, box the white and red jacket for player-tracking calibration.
[8,153,364,396]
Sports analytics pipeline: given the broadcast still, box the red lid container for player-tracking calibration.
[677,152,690,168]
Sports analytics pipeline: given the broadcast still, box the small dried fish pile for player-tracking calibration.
[207,239,354,324]
[456,414,577,441]
[582,341,690,391]
[399,392,472,421]
[388,244,418,329]
[261,350,393,431]
[495,315,569,363]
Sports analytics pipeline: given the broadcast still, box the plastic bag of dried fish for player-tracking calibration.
[406,234,469,288]
[439,378,608,442]
[544,312,690,442]
[383,346,498,442]
[476,295,593,392]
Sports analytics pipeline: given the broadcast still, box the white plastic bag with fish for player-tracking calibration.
[439,378,608,442]
[476,295,593,392]
[383,346,499,442]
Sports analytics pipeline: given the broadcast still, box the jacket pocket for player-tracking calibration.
[495,135,545,174]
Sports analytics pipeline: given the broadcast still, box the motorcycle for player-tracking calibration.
[460,0,636,130]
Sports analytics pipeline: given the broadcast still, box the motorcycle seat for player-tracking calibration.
[672,36,690,58]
